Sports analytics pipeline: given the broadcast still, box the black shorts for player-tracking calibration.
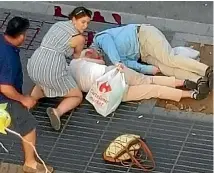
[5,101,38,136]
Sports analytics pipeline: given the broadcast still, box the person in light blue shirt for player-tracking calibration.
[90,24,212,94]
[90,24,160,75]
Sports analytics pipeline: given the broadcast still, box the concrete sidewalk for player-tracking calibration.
[55,1,213,24]
[0,4,213,173]
[0,1,213,37]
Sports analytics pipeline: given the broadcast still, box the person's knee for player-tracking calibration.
[66,88,83,100]
[22,128,36,138]
[76,89,83,102]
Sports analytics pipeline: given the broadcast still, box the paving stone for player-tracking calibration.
[136,104,154,114]
[0,11,10,20]
[0,20,5,27]
[0,25,7,33]
[151,107,168,116]
[166,109,181,117]
[0,163,23,173]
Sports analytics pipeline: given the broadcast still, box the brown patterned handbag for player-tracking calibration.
[103,134,155,171]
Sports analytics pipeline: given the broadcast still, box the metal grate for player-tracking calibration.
[1,98,212,173]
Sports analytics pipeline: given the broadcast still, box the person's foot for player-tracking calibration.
[205,66,213,91]
[23,162,54,173]
[191,90,209,100]
[184,78,209,94]
[46,107,61,131]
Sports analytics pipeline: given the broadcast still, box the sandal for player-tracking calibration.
[23,162,54,173]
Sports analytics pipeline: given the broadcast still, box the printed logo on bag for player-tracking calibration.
[99,81,112,93]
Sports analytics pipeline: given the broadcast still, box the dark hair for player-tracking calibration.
[5,16,30,38]
[69,6,92,20]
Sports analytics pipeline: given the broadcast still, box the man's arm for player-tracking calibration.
[0,59,36,109]
[0,85,24,102]
[95,34,121,64]
[124,60,156,74]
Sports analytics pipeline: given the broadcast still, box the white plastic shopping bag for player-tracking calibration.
[86,68,127,117]
[172,46,200,61]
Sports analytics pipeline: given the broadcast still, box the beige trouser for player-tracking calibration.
[138,24,208,83]
[105,66,183,102]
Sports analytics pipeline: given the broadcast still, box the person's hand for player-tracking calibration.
[152,66,161,75]
[20,96,37,109]
[99,59,106,65]
[115,62,125,72]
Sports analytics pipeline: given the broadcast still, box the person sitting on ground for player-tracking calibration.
[0,17,53,173]
[90,24,213,95]
[69,49,209,103]
[27,7,92,131]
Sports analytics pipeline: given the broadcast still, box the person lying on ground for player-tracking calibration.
[90,24,213,95]
[69,49,209,103]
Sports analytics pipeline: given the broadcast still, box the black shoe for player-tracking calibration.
[197,77,210,94]
[184,79,197,90]
[205,66,213,91]
[191,90,208,100]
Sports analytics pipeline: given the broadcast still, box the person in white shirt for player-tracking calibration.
[69,49,209,102]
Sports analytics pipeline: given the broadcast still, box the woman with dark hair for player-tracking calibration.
[27,7,92,131]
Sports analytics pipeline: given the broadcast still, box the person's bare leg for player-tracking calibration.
[55,88,83,117]
[181,90,192,98]
[47,88,83,130]
[22,129,54,172]
[175,79,185,87]
[23,129,37,168]
[30,85,45,101]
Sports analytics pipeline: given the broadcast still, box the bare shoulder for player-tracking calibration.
[69,35,85,48]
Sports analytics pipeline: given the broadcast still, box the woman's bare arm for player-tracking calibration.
[69,35,85,59]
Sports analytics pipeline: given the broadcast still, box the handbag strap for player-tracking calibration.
[116,138,156,172]
[134,138,156,171]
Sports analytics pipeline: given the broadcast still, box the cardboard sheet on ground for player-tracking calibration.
[156,43,213,114]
